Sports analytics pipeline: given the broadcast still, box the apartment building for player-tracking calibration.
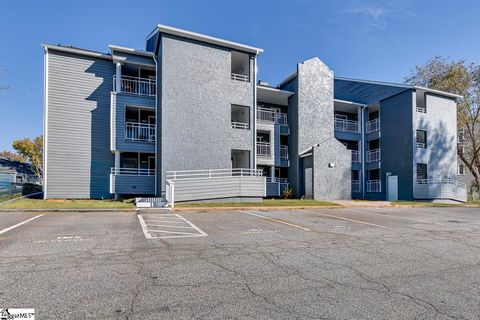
[43,24,467,204]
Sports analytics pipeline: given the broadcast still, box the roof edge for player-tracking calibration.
[109,45,154,57]
[42,44,112,60]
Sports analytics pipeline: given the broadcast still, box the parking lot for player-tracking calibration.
[1,206,480,319]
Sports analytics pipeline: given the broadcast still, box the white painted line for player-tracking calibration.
[138,214,208,239]
[146,224,195,229]
[342,208,435,224]
[148,229,200,235]
[241,210,311,231]
[143,219,186,224]
[0,214,44,235]
[175,214,208,236]
[137,215,153,239]
[300,210,386,228]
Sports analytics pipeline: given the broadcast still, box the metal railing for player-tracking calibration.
[111,167,155,176]
[367,180,381,192]
[257,142,271,157]
[256,107,288,126]
[334,119,359,133]
[231,73,249,82]
[416,106,427,113]
[113,75,156,97]
[125,122,155,142]
[352,180,361,193]
[267,177,289,184]
[166,168,263,180]
[280,145,289,160]
[351,150,360,163]
[417,179,466,188]
[366,118,380,133]
[231,121,250,130]
[366,149,380,163]
[416,142,426,149]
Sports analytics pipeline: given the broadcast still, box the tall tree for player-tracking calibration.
[405,56,480,193]
[0,150,27,162]
[12,135,43,183]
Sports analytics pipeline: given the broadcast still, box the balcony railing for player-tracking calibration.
[257,107,288,126]
[280,145,289,160]
[416,142,426,149]
[166,168,263,180]
[111,167,155,176]
[231,121,250,130]
[416,106,427,113]
[113,75,156,97]
[417,178,466,188]
[352,180,361,193]
[231,73,249,82]
[366,118,380,133]
[367,180,381,192]
[257,142,271,157]
[267,177,289,184]
[334,119,359,133]
[366,149,380,163]
[125,122,155,142]
[351,150,360,163]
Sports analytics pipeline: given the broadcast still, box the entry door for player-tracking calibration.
[304,167,313,199]
[387,175,398,201]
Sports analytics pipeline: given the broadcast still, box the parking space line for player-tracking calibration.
[300,210,386,228]
[240,210,311,231]
[138,214,208,239]
[341,208,437,224]
[0,214,44,235]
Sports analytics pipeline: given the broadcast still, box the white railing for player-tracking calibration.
[367,180,381,192]
[256,107,288,126]
[257,142,271,157]
[351,150,360,163]
[267,177,289,184]
[111,167,155,176]
[165,180,175,207]
[416,142,426,149]
[416,106,426,113]
[352,180,361,193]
[366,118,380,133]
[113,75,156,97]
[166,168,263,180]
[125,122,155,142]
[334,119,359,133]
[231,121,250,130]
[366,149,380,163]
[280,145,289,160]
[417,179,466,188]
[231,73,249,82]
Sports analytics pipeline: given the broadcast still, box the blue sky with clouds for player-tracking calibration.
[0,0,479,151]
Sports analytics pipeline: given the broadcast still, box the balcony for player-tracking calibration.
[367,180,381,193]
[352,180,361,193]
[280,145,289,160]
[125,122,155,142]
[110,167,155,195]
[231,121,250,130]
[366,149,380,163]
[416,142,426,149]
[334,119,359,133]
[257,107,288,126]
[366,118,380,133]
[257,142,271,157]
[113,75,156,97]
[111,168,155,176]
[231,73,249,82]
[416,106,426,113]
[351,150,360,163]
[266,177,289,197]
[415,179,467,202]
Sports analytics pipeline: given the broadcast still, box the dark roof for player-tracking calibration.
[0,158,35,175]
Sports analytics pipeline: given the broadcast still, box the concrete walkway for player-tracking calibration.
[334,200,393,207]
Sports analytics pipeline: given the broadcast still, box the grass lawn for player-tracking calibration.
[0,193,22,203]
[0,198,135,209]
[175,199,339,208]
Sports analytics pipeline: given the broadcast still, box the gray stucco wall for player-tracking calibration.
[110,93,155,153]
[379,90,414,200]
[312,139,351,200]
[158,34,255,192]
[45,50,114,199]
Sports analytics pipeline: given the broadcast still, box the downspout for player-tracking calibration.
[361,105,367,199]
[253,53,258,170]
[152,32,161,197]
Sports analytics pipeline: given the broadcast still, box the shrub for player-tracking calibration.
[282,186,294,199]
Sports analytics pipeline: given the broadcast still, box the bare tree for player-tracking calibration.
[405,56,480,194]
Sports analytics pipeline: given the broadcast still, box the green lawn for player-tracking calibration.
[0,193,22,203]
[0,198,135,209]
[175,199,339,208]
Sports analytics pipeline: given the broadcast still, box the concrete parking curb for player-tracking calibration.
[0,208,137,213]
[172,205,343,212]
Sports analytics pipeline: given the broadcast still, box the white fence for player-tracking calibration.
[111,168,155,176]
[125,122,155,142]
[367,180,381,193]
[366,149,380,163]
[256,107,288,126]
[351,150,360,163]
[366,118,380,133]
[280,145,289,160]
[113,75,156,97]
[231,73,249,82]
[334,119,359,133]
[257,142,271,157]
[415,179,467,202]
[352,180,361,193]
[231,121,250,130]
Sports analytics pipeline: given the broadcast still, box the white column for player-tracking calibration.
[115,62,122,92]
[270,166,275,181]
[115,151,120,173]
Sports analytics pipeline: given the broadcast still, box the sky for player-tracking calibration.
[0,0,479,151]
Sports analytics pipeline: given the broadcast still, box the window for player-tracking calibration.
[231,105,250,130]
[458,164,465,175]
[231,51,250,82]
[458,128,465,143]
[417,163,428,180]
[416,130,427,148]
